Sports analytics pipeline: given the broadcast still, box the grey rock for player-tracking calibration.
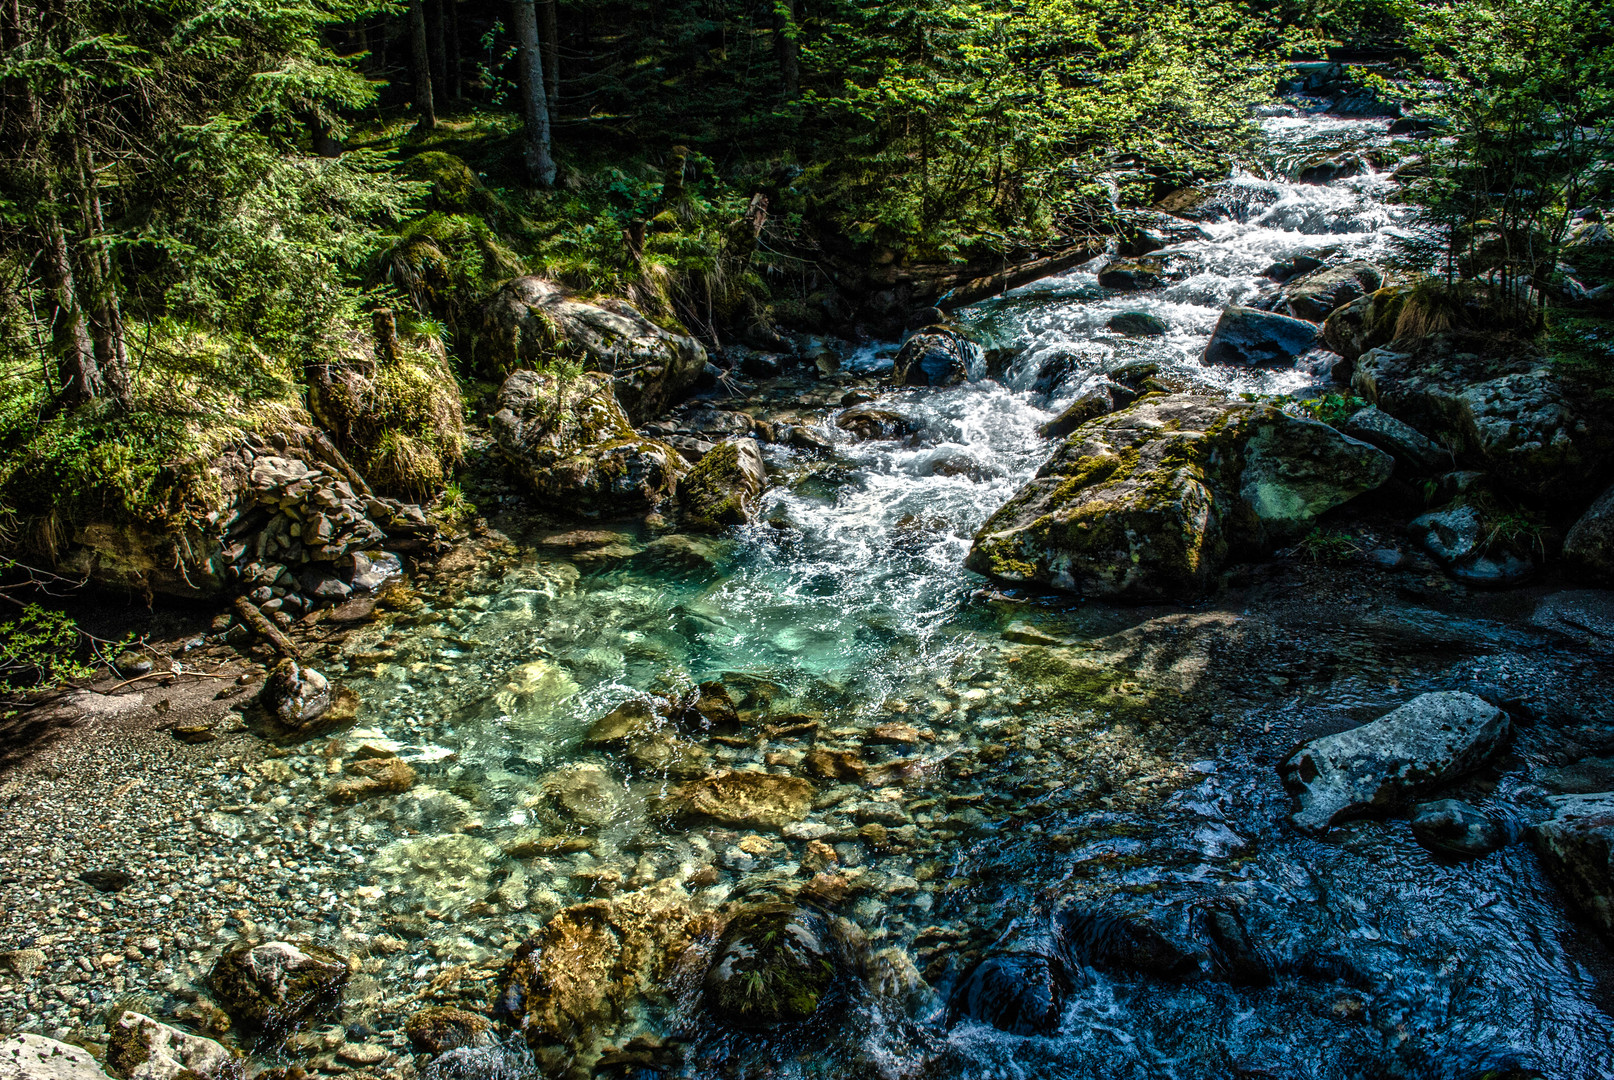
[475,276,706,424]
[1408,500,1536,586]
[1278,691,1509,835]
[1409,799,1508,859]
[0,1035,111,1080]
[1532,792,1614,934]
[264,660,332,729]
[1344,406,1450,472]
[1531,590,1614,652]
[892,326,981,387]
[1237,418,1394,543]
[679,439,768,532]
[348,550,403,593]
[1283,261,1383,322]
[1565,485,1614,586]
[1202,306,1320,367]
[299,569,351,604]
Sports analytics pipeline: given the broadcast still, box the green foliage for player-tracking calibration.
[1294,391,1367,427]
[0,602,96,695]
[1292,527,1361,565]
[1546,311,1614,400]
[431,481,479,530]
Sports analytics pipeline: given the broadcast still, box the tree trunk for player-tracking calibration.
[72,136,129,403]
[510,0,556,185]
[427,0,448,109]
[409,0,436,130]
[36,198,104,407]
[772,0,800,101]
[447,0,463,100]
[539,0,559,113]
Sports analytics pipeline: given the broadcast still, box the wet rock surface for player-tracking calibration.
[1201,306,1320,367]
[1279,691,1509,834]
[1532,793,1614,934]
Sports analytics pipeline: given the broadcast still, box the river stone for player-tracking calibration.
[1531,590,1614,652]
[533,763,627,827]
[968,395,1391,601]
[1565,485,1614,586]
[0,1035,111,1080]
[1344,406,1450,473]
[329,756,418,804]
[1409,799,1508,859]
[679,439,767,532]
[836,406,915,442]
[475,276,706,424]
[419,1043,534,1080]
[264,660,332,729]
[1283,262,1383,322]
[492,369,686,515]
[107,1012,240,1080]
[348,550,403,593]
[702,903,840,1030]
[1353,344,1614,502]
[496,880,705,1058]
[1202,306,1320,367]
[1096,257,1166,291]
[1037,386,1124,440]
[1532,792,1614,934]
[891,326,981,387]
[208,940,349,1031]
[1278,691,1509,835]
[1408,499,1536,586]
[404,1006,495,1055]
[1106,311,1169,337]
[1262,253,1326,282]
[1322,286,1406,362]
[676,771,815,829]
[950,952,1068,1035]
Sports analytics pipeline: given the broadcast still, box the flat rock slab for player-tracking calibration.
[1533,792,1614,934]
[1532,590,1614,652]
[1,1036,110,1080]
[1278,691,1508,835]
[676,771,815,829]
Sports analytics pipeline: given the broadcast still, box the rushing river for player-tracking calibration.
[314,99,1614,1080]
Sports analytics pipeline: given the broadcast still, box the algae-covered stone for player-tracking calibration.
[491,369,686,515]
[476,277,706,424]
[675,771,815,829]
[967,395,1391,601]
[702,903,840,1030]
[678,438,767,532]
[208,940,348,1031]
[404,1006,494,1056]
[106,1012,240,1080]
[1278,691,1509,835]
[496,881,706,1059]
[1322,286,1406,362]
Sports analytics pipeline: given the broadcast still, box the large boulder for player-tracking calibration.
[1277,691,1509,835]
[106,1013,240,1080]
[208,940,349,1032]
[491,370,686,515]
[1353,344,1614,501]
[1283,262,1383,322]
[1532,792,1614,934]
[966,395,1391,601]
[1202,307,1321,367]
[476,277,706,424]
[891,326,980,387]
[1097,257,1166,291]
[1565,485,1614,586]
[1343,406,1450,473]
[1321,287,1406,362]
[678,439,767,532]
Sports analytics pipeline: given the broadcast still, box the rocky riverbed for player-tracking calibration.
[5,80,1614,1080]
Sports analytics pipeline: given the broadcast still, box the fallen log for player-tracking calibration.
[233,596,301,660]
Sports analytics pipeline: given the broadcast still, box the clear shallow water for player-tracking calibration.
[313,107,1614,1079]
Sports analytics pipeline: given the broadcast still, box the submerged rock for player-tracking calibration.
[1565,484,1614,586]
[419,1041,535,1080]
[405,1007,495,1056]
[329,755,417,804]
[967,395,1391,600]
[1278,691,1509,835]
[1409,799,1508,859]
[702,903,841,1030]
[891,326,980,387]
[1202,306,1320,367]
[208,940,349,1031]
[678,438,767,532]
[674,771,815,830]
[491,369,686,515]
[950,951,1070,1036]
[475,276,706,424]
[1106,311,1169,337]
[106,1012,240,1080]
[1532,792,1614,934]
[836,406,916,442]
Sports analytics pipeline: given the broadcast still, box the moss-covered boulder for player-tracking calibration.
[702,903,842,1030]
[208,941,348,1032]
[476,277,706,424]
[496,881,709,1066]
[966,395,1392,600]
[1321,286,1407,362]
[107,1012,240,1080]
[1352,341,1614,501]
[491,369,686,515]
[678,438,767,532]
[402,152,491,215]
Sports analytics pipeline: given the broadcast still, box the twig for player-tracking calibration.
[107,670,236,693]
